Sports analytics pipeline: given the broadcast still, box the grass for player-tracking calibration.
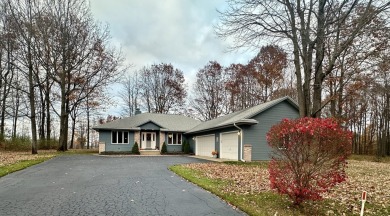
[0,148,98,178]
[349,154,390,163]
[223,161,269,168]
[169,165,335,216]
[0,156,55,178]
[170,158,390,216]
[61,148,99,154]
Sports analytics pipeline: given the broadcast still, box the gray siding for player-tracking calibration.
[167,145,182,152]
[99,130,135,152]
[140,122,161,130]
[243,101,299,160]
[188,135,196,153]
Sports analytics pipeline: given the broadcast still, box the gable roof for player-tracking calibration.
[185,96,298,134]
[93,97,299,134]
[93,113,201,132]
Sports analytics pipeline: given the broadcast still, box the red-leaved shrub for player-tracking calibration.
[267,117,352,205]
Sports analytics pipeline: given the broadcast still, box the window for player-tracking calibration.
[112,131,129,144]
[168,133,182,145]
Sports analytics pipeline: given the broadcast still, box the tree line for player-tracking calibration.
[120,0,390,157]
[0,0,122,153]
[119,45,294,121]
[215,0,390,156]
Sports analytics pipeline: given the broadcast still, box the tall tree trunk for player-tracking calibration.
[28,45,38,154]
[70,115,76,149]
[45,72,51,141]
[39,88,45,140]
[312,0,326,118]
[12,87,20,138]
[0,81,7,137]
[87,94,90,149]
[58,71,68,151]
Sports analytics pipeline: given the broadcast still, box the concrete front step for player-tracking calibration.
[140,150,161,155]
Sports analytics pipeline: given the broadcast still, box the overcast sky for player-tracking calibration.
[89,0,257,114]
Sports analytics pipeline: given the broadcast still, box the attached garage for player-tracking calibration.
[220,131,239,160]
[196,135,215,157]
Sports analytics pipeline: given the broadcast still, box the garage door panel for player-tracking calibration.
[196,135,215,157]
[220,132,238,160]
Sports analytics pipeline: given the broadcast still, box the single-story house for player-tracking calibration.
[93,96,299,160]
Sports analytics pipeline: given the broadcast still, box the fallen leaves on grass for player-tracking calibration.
[184,163,270,194]
[183,160,390,215]
[323,160,390,215]
[0,150,56,166]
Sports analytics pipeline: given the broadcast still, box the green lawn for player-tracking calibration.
[0,156,55,178]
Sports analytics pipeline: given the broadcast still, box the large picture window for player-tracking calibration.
[168,133,182,145]
[112,131,129,144]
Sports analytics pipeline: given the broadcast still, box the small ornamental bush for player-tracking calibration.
[161,142,167,154]
[132,142,140,154]
[267,117,352,205]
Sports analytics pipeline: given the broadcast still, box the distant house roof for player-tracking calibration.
[93,113,201,132]
[185,96,298,134]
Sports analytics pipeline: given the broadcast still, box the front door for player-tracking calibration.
[142,132,156,149]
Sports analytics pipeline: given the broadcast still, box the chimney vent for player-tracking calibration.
[135,108,141,115]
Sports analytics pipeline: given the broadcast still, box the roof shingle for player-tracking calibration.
[93,113,201,132]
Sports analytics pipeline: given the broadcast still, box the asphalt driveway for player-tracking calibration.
[0,155,245,216]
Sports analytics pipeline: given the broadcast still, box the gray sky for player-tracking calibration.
[90,0,257,114]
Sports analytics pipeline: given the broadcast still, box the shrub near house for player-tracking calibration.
[267,117,352,205]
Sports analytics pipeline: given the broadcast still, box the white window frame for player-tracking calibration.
[111,131,129,144]
[167,133,182,145]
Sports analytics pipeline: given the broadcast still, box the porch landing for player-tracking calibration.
[140,150,161,156]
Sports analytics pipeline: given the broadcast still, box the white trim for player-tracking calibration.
[141,132,156,149]
[233,122,245,162]
[167,133,182,145]
[220,131,239,160]
[195,134,215,156]
[111,131,129,145]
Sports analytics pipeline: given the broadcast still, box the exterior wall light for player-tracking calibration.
[237,131,241,136]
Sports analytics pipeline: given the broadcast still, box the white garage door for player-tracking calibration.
[196,135,215,157]
[220,132,239,160]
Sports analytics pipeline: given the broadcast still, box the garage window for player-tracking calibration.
[168,133,182,145]
[112,131,129,144]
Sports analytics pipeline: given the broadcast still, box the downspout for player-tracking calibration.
[233,122,245,162]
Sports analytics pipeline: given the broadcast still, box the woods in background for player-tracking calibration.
[214,0,390,156]
[0,0,389,157]
[0,0,123,153]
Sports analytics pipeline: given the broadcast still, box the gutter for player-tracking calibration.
[233,122,245,162]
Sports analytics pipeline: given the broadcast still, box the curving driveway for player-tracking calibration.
[0,155,245,216]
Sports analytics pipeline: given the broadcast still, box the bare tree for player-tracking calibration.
[140,63,186,114]
[6,0,41,154]
[33,0,122,151]
[247,45,287,103]
[191,61,227,120]
[225,63,259,112]
[119,71,140,116]
[217,0,390,117]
